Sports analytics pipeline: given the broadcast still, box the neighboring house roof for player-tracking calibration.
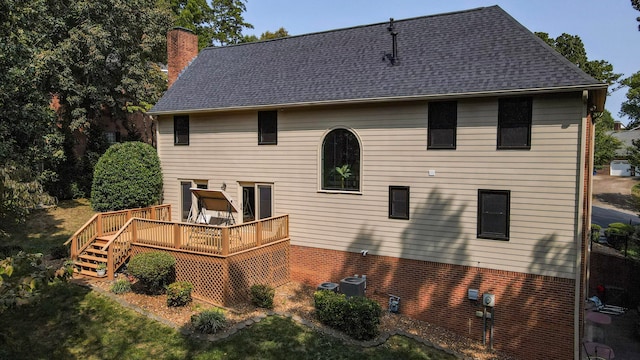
[611,128,640,157]
[150,5,606,115]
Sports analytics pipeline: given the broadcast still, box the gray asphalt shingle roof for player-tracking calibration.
[151,5,605,114]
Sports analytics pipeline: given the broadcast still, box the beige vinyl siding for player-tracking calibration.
[157,93,584,279]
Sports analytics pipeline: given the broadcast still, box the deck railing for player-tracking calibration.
[99,214,289,279]
[110,215,289,255]
[66,204,171,259]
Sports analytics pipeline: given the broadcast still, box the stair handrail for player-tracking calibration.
[100,218,134,252]
[65,213,101,260]
[101,217,136,279]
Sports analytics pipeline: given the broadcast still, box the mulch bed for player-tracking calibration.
[74,276,516,360]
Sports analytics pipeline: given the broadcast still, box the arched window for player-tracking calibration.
[322,128,360,191]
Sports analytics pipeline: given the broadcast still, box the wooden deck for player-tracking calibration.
[67,204,289,280]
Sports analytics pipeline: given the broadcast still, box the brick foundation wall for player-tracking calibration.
[292,245,575,360]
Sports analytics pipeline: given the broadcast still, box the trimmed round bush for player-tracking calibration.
[127,252,176,294]
[167,281,193,307]
[90,141,162,212]
[249,284,275,309]
[191,308,227,334]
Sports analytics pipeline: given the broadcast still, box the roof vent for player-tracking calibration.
[383,18,399,65]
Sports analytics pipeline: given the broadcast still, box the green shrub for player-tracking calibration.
[127,252,176,294]
[313,291,382,340]
[605,222,634,250]
[0,252,72,314]
[90,142,163,212]
[590,224,602,242]
[167,281,193,307]
[314,290,347,328]
[249,284,275,309]
[110,278,132,294]
[191,308,227,334]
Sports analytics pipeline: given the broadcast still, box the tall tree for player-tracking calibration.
[165,0,253,49]
[620,71,640,128]
[46,0,172,198]
[594,110,622,166]
[535,32,621,87]
[240,27,289,43]
[0,0,60,234]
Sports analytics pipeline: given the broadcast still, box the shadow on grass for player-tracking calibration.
[1,281,457,359]
[4,199,95,254]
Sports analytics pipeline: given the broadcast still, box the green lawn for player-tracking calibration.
[1,200,457,359]
[0,283,456,360]
[3,198,95,254]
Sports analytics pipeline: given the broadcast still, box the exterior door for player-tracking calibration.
[242,183,273,222]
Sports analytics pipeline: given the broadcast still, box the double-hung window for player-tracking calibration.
[477,190,510,240]
[389,186,410,220]
[258,111,277,145]
[497,97,532,149]
[428,101,457,149]
[174,115,189,145]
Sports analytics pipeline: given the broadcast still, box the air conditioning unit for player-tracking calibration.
[340,276,366,297]
[317,282,339,292]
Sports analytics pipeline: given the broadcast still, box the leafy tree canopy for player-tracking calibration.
[164,0,253,49]
[0,0,63,232]
[621,71,640,128]
[240,27,290,43]
[535,32,622,87]
[49,0,172,131]
[594,110,622,166]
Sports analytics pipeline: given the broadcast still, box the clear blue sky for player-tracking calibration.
[243,0,639,124]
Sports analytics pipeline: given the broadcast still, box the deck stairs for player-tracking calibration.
[73,235,121,278]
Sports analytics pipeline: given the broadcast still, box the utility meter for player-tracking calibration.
[483,293,495,307]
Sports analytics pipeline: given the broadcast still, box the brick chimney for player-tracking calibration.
[167,27,198,88]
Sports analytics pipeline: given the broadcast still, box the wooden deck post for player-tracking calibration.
[126,209,133,221]
[256,221,263,247]
[96,215,103,237]
[131,219,138,243]
[107,245,114,280]
[70,236,77,259]
[151,206,156,220]
[173,223,181,249]
[221,227,229,255]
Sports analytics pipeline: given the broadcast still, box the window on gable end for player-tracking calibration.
[498,97,532,149]
[258,111,277,145]
[477,189,510,240]
[428,101,457,149]
[174,115,189,145]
